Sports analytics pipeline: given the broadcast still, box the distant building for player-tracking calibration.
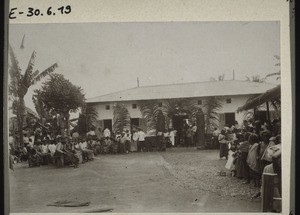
[86,80,277,132]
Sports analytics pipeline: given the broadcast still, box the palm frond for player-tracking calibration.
[31,63,58,85]
[20,34,25,49]
[246,75,265,83]
[203,96,223,133]
[266,72,281,78]
[8,45,21,97]
[139,101,157,132]
[113,104,130,134]
[85,105,98,125]
[22,51,37,88]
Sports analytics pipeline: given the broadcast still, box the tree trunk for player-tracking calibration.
[17,97,25,148]
[156,111,165,132]
[65,112,70,136]
[196,109,206,150]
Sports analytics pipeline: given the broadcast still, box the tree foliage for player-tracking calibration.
[266,55,281,80]
[112,103,131,134]
[35,73,85,115]
[210,74,225,81]
[8,45,57,145]
[245,75,265,83]
[77,104,99,135]
[203,97,223,133]
[139,97,223,135]
[33,73,85,134]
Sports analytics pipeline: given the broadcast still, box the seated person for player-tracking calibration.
[79,137,94,161]
[40,138,51,165]
[63,137,80,168]
[103,137,112,154]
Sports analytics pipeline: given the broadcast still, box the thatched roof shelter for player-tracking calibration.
[237,85,280,113]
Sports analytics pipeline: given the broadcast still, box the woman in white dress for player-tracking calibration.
[131,130,138,152]
[169,129,175,147]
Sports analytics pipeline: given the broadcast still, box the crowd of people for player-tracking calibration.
[214,119,281,203]
[8,126,177,169]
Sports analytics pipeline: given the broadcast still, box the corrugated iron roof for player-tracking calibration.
[86,80,277,103]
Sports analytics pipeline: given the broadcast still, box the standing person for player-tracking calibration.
[131,129,138,152]
[162,129,169,150]
[212,127,221,148]
[218,129,229,159]
[41,138,50,165]
[186,126,193,147]
[137,128,146,152]
[54,136,65,167]
[124,129,131,153]
[119,133,126,154]
[169,128,176,147]
[246,134,261,187]
[48,140,56,163]
[225,139,238,176]
[192,123,197,146]
[23,134,30,148]
[103,127,111,138]
[95,127,104,141]
[235,132,251,181]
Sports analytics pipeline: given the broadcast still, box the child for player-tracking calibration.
[225,140,238,176]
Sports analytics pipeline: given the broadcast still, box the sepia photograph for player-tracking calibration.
[6,21,284,213]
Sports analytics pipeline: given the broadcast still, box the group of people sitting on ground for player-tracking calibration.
[215,118,281,202]
[9,126,164,169]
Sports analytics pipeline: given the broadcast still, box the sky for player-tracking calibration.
[8,21,280,116]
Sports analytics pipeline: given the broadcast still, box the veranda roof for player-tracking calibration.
[86,80,276,103]
[236,85,280,112]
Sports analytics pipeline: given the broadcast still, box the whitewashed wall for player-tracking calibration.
[92,100,142,121]
[89,94,272,127]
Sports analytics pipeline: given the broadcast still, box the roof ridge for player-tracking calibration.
[87,86,138,100]
[136,79,273,88]
[86,80,277,102]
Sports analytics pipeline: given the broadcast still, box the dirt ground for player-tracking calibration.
[9,148,261,213]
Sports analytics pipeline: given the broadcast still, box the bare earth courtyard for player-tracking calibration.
[9,148,261,213]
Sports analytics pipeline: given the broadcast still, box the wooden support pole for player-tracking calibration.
[262,173,276,212]
[266,101,271,127]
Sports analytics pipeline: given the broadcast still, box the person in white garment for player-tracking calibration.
[169,128,175,147]
[137,128,146,152]
[103,128,111,138]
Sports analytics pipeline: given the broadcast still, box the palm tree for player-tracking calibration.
[210,74,225,81]
[266,55,281,80]
[139,97,223,137]
[32,89,50,120]
[8,45,58,146]
[112,103,131,134]
[84,105,99,129]
[139,100,161,134]
[77,104,98,135]
[246,75,266,83]
[203,96,223,134]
